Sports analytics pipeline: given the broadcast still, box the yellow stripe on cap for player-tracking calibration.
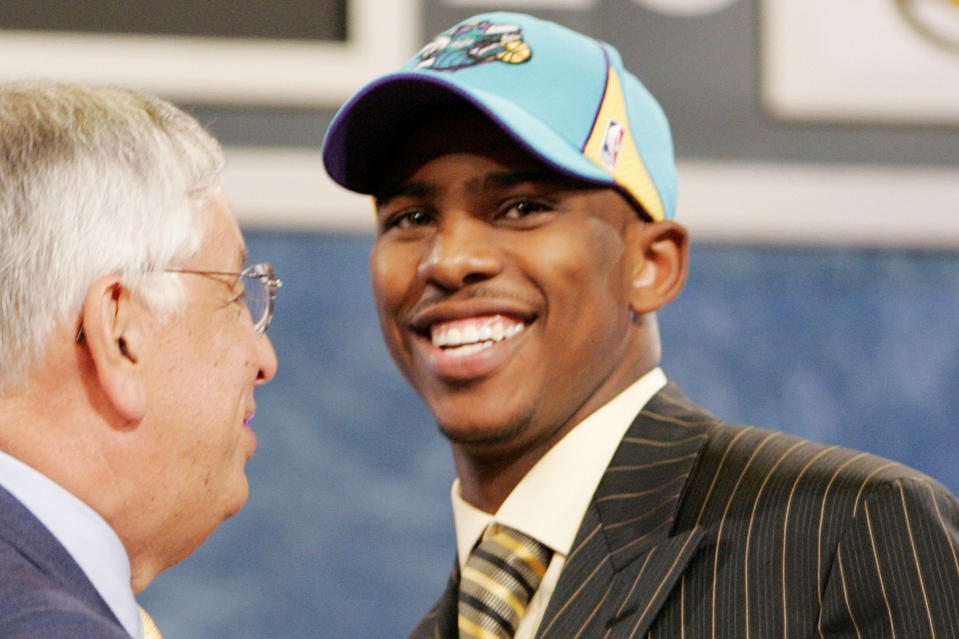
[582,67,665,221]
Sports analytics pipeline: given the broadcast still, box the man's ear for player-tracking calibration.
[627,220,689,315]
[79,276,147,423]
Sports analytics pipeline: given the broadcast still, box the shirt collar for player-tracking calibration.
[0,449,142,638]
[452,368,667,567]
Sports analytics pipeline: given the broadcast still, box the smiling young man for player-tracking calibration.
[322,12,959,639]
[0,82,280,638]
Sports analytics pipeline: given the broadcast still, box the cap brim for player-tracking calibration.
[322,72,615,196]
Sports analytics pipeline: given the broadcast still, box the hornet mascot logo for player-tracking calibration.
[414,21,532,71]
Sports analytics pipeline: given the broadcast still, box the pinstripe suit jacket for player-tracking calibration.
[408,383,959,638]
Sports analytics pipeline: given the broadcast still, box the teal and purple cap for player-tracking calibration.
[321,11,677,221]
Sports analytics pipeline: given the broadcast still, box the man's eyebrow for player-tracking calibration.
[374,169,569,207]
[480,169,568,189]
[375,182,436,208]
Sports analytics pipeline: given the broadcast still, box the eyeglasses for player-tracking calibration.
[168,262,282,336]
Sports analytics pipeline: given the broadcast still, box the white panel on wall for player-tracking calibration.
[631,0,740,17]
[0,0,420,106]
[443,0,599,7]
[223,147,959,248]
[676,160,959,247]
[761,0,959,123]
[444,0,738,13]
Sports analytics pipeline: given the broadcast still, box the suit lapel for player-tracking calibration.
[407,561,458,639]
[537,384,717,638]
[0,483,120,626]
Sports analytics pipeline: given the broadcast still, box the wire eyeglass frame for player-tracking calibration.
[167,262,282,336]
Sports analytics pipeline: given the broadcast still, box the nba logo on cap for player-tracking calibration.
[599,118,625,171]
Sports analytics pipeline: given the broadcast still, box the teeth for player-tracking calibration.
[452,342,490,356]
[431,316,526,351]
[463,325,479,344]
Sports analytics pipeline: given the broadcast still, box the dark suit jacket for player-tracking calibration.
[409,383,959,638]
[0,483,130,638]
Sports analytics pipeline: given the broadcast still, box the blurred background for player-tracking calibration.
[2,0,957,636]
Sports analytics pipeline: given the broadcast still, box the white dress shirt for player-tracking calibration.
[0,450,142,639]
[451,368,668,639]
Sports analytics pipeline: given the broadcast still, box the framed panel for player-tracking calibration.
[761,0,959,123]
[0,0,419,106]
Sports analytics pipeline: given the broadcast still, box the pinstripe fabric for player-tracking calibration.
[408,383,959,639]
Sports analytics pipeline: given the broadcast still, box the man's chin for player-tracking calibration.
[438,417,529,449]
[222,480,250,520]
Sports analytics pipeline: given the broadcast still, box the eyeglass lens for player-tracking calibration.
[242,263,279,335]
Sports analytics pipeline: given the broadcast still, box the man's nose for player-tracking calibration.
[416,215,503,290]
[254,334,278,384]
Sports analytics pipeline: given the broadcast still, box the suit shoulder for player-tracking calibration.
[707,420,939,485]
[0,541,124,638]
[682,418,957,523]
[0,581,126,639]
[0,606,129,639]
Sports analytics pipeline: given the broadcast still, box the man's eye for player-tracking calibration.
[499,199,552,221]
[382,208,433,231]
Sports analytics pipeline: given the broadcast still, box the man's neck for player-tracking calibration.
[450,360,665,513]
[450,416,583,513]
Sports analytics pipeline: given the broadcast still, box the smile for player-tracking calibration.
[430,314,526,356]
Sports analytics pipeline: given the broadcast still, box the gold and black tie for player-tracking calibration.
[458,526,552,639]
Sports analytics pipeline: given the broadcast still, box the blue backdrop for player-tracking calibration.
[141,231,959,638]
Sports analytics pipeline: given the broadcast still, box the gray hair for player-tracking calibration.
[0,82,226,392]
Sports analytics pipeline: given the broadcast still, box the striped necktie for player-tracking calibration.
[458,526,552,639]
[139,606,164,639]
